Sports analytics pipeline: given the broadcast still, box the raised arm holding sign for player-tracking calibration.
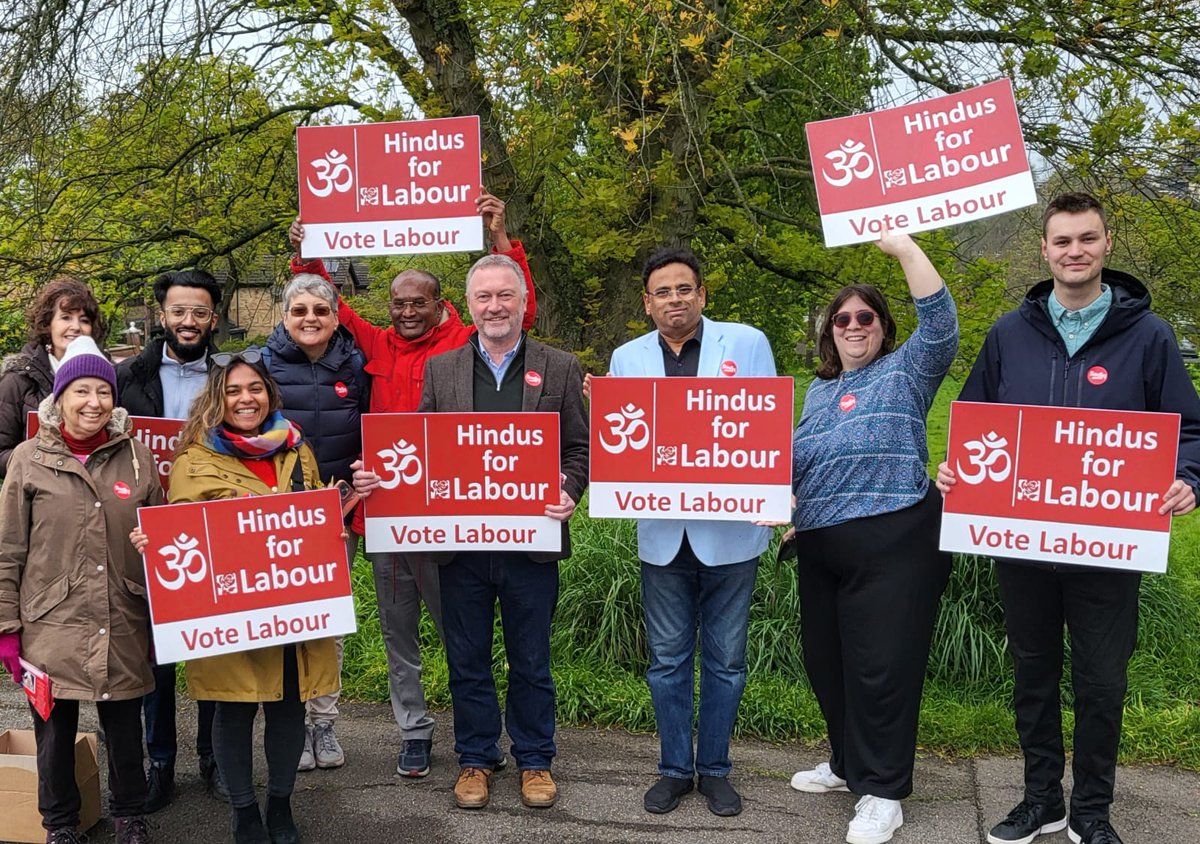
[805,78,1036,246]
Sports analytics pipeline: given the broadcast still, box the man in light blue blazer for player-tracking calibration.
[607,248,776,818]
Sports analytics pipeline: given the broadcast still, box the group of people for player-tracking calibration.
[0,190,1193,844]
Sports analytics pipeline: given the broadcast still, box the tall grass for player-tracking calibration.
[338,378,1200,768]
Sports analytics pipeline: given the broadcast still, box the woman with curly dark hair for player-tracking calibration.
[789,232,958,844]
[0,277,108,474]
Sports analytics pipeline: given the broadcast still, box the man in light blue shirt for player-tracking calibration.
[608,248,776,819]
[116,269,224,813]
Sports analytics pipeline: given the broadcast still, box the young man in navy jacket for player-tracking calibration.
[938,193,1200,844]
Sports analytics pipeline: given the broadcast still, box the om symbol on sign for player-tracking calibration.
[306,149,354,197]
[377,440,423,489]
[598,403,651,455]
[956,432,1013,485]
[156,534,207,591]
[821,139,875,187]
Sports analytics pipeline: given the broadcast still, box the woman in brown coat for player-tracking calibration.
[0,336,162,844]
[0,277,107,476]
[134,350,337,844]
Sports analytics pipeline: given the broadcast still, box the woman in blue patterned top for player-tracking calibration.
[788,232,958,844]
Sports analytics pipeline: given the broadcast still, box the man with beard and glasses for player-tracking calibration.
[115,269,227,813]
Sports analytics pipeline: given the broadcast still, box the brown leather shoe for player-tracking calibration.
[520,769,558,808]
[454,767,492,809]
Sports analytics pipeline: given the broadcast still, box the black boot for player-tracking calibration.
[200,753,230,801]
[265,795,300,844]
[232,803,269,844]
[143,762,175,813]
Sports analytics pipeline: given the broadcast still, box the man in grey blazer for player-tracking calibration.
[607,248,777,818]
[418,253,588,812]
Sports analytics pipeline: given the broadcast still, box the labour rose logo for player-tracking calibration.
[656,446,678,466]
[429,479,451,499]
[1016,479,1042,502]
[215,573,239,596]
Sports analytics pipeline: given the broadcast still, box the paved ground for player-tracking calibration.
[1,685,1197,843]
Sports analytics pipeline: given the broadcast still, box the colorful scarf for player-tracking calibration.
[204,410,304,459]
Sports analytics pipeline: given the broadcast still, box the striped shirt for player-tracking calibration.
[792,286,958,532]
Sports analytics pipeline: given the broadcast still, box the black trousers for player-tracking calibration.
[212,645,305,810]
[31,697,145,830]
[995,562,1140,824]
[797,488,951,799]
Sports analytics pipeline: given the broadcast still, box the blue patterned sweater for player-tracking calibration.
[792,285,958,532]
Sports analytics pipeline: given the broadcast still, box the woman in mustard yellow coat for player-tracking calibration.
[137,350,338,844]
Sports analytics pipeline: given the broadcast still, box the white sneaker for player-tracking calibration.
[846,795,903,844]
[312,721,345,768]
[790,761,850,793]
[297,726,316,772]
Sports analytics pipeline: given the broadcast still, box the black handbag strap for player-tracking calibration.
[290,453,306,492]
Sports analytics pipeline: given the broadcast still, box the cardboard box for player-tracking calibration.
[0,729,99,842]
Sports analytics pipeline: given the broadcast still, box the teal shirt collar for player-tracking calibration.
[1048,284,1112,356]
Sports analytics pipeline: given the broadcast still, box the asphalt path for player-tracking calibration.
[1,686,1197,843]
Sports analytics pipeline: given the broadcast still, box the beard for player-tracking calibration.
[164,327,210,362]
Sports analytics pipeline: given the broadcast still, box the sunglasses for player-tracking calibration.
[288,304,333,318]
[211,348,263,368]
[832,310,877,329]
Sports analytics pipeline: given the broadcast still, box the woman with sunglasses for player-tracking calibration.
[141,351,340,844]
[261,274,368,772]
[788,231,958,844]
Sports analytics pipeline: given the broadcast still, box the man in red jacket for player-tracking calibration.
[288,191,537,780]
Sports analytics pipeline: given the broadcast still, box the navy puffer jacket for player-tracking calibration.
[263,323,370,485]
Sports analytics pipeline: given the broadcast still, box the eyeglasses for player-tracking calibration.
[288,304,333,318]
[390,298,440,311]
[649,285,699,300]
[163,306,214,321]
[211,348,263,368]
[832,310,877,329]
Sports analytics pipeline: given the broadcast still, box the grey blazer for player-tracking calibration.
[418,336,589,563]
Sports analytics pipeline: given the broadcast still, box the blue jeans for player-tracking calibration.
[143,664,177,767]
[144,664,216,766]
[439,552,559,770]
[642,538,758,779]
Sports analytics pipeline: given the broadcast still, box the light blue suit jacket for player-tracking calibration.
[608,316,777,566]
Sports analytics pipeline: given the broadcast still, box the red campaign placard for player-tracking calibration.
[137,488,355,662]
[940,401,1180,573]
[805,79,1036,247]
[296,116,483,257]
[588,377,794,521]
[28,412,183,492]
[361,412,562,553]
